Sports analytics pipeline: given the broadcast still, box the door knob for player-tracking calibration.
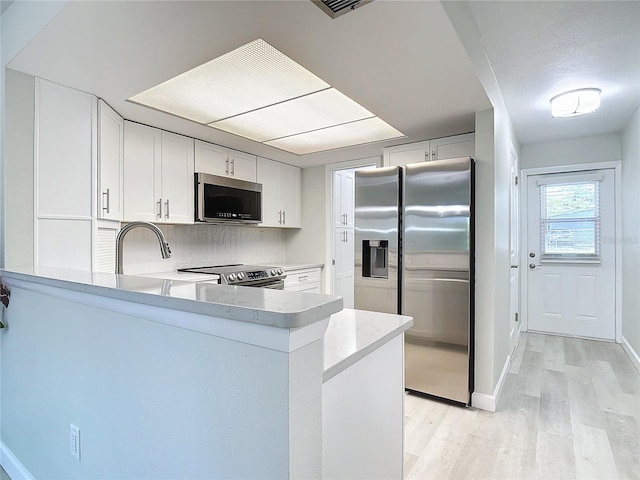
[529,252,536,258]
[529,263,538,270]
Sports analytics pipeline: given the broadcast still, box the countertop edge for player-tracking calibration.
[0,268,343,330]
[322,311,413,383]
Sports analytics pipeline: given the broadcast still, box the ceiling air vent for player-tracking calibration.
[312,0,373,19]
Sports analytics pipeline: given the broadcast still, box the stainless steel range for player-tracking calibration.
[178,264,286,289]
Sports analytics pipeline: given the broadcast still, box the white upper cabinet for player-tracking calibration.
[256,157,301,228]
[333,170,355,229]
[194,139,257,182]
[383,133,475,167]
[123,122,194,224]
[97,100,124,221]
[160,131,195,224]
[383,141,429,167]
[228,149,257,182]
[429,132,475,161]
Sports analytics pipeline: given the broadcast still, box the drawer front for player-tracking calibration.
[285,268,321,287]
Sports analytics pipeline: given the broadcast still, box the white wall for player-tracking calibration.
[622,105,640,359]
[521,133,622,169]
[121,224,285,275]
[473,108,515,403]
[443,1,520,408]
[2,285,323,479]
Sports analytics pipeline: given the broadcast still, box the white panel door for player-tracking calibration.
[228,149,257,182]
[123,122,162,222]
[334,228,354,308]
[160,131,194,224]
[194,139,229,177]
[430,132,475,161]
[278,162,301,228]
[526,169,616,340]
[98,100,124,220]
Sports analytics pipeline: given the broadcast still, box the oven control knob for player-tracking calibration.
[277,268,284,275]
[237,272,245,280]
[228,273,237,282]
[271,269,277,276]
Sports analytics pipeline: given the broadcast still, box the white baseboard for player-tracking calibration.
[1,442,35,480]
[471,353,511,412]
[621,335,640,374]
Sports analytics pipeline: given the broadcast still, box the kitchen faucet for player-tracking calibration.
[115,221,171,274]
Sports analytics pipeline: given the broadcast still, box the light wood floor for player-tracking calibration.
[404,332,640,480]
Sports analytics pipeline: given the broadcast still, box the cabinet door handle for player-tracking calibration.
[282,210,286,225]
[278,210,282,224]
[225,159,230,175]
[165,199,170,219]
[157,198,162,219]
[299,275,309,281]
[102,188,110,214]
[431,150,436,160]
[230,159,235,176]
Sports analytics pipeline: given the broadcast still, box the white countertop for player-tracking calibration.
[138,270,220,282]
[1,266,342,329]
[323,308,413,382]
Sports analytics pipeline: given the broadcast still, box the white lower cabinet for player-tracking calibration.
[257,157,301,228]
[123,122,194,224]
[284,266,322,293]
[323,335,404,479]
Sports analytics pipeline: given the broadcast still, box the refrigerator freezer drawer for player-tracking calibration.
[403,269,469,346]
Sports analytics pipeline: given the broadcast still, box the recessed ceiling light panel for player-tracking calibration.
[128,38,404,155]
[550,88,601,118]
[265,117,404,155]
[210,88,374,142]
[130,39,329,123]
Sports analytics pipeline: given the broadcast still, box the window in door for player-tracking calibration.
[538,177,601,261]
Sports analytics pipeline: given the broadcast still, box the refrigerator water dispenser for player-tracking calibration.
[362,240,389,278]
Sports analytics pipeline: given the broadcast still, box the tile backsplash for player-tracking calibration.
[121,224,286,275]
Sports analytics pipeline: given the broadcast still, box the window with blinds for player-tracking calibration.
[539,179,601,261]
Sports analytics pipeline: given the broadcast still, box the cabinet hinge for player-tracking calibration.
[515,176,519,186]
[515,312,519,322]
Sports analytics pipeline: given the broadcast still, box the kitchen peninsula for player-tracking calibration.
[0,267,412,480]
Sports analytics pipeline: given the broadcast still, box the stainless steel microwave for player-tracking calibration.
[195,172,262,224]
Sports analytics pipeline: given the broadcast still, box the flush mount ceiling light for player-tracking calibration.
[550,88,601,118]
[129,39,403,155]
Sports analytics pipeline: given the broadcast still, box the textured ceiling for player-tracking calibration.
[469,1,640,145]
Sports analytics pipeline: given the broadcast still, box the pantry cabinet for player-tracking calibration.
[123,122,194,224]
[194,139,257,182]
[97,100,124,221]
[382,133,475,167]
[257,157,301,228]
[33,78,119,272]
[333,228,354,307]
[333,170,355,229]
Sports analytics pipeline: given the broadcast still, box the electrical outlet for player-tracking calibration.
[70,424,80,461]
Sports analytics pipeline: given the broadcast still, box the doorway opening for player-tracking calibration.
[521,162,622,341]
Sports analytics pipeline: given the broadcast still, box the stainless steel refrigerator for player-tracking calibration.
[354,157,474,405]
